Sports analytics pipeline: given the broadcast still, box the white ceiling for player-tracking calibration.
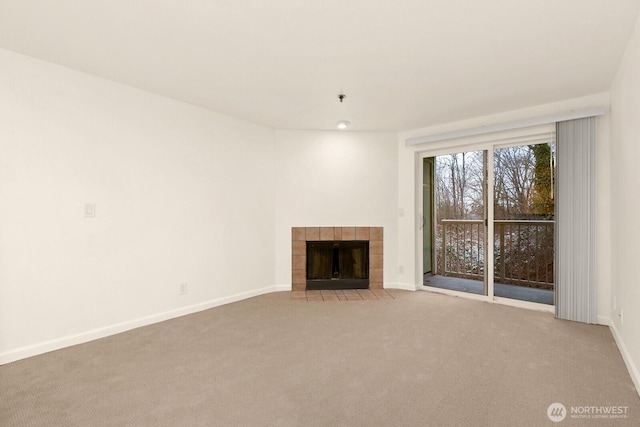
[1,0,639,131]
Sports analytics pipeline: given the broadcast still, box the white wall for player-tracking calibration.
[0,49,277,363]
[396,93,612,318]
[274,130,399,288]
[610,12,640,393]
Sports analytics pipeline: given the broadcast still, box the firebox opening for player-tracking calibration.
[306,241,369,290]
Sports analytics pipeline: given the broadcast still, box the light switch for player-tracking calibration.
[84,203,96,218]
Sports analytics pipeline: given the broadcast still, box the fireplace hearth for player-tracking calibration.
[292,227,383,292]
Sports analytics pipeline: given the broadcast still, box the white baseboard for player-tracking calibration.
[384,282,418,291]
[607,318,640,398]
[0,285,281,365]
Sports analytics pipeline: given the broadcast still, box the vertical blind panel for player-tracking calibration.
[556,117,596,323]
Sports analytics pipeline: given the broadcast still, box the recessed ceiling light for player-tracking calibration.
[337,120,350,129]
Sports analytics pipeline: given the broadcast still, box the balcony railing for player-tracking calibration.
[439,219,554,290]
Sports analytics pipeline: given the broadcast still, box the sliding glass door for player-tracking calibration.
[422,138,555,306]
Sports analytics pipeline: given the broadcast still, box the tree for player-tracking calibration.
[493,145,535,219]
[436,151,484,221]
[530,143,554,217]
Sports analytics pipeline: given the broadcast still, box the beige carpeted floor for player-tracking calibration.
[1,290,639,426]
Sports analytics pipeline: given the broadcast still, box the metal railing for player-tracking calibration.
[439,219,554,290]
[440,220,485,280]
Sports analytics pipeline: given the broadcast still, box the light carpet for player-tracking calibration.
[1,290,638,426]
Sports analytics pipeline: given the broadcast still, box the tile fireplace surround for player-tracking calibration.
[292,226,383,292]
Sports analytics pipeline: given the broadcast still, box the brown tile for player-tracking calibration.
[369,240,383,255]
[291,283,306,292]
[290,291,307,301]
[290,296,308,302]
[355,227,370,240]
[305,227,320,240]
[370,227,383,241]
[370,268,383,282]
[306,291,324,301]
[292,269,306,284]
[292,255,306,270]
[342,290,363,300]
[370,254,383,270]
[337,294,349,301]
[322,294,340,301]
[376,292,394,299]
[334,227,343,241]
[320,227,335,241]
[292,240,306,256]
[359,293,379,301]
[341,227,356,240]
[369,282,383,290]
[292,227,306,241]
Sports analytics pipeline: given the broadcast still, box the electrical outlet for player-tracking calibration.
[84,203,96,218]
[398,265,405,274]
[620,308,624,325]
[179,283,188,296]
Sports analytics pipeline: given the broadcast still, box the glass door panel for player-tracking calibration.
[424,150,487,296]
[493,143,555,305]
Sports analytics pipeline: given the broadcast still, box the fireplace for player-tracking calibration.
[306,241,369,290]
[292,227,383,291]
